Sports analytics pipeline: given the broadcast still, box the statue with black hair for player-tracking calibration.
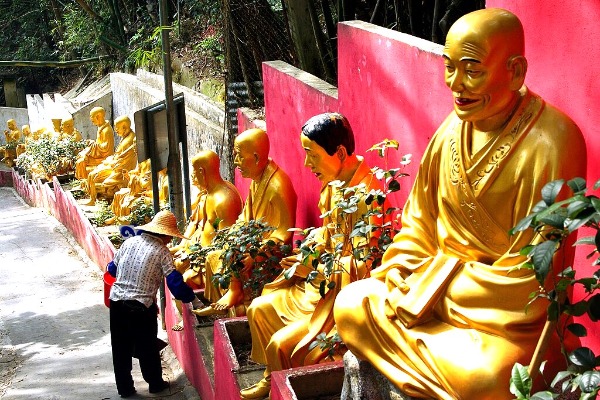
[240,112,381,400]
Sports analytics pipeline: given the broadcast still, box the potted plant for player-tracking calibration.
[509,177,600,399]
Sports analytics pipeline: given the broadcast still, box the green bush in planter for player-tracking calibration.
[509,177,600,400]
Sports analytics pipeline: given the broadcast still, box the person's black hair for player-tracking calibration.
[301,112,355,156]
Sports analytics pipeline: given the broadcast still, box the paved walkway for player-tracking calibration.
[0,186,199,400]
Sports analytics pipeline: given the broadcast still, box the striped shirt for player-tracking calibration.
[109,233,174,307]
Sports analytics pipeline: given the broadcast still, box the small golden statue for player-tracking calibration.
[75,106,114,179]
[333,8,587,400]
[59,118,82,142]
[194,128,297,317]
[2,119,21,167]
[240,113,381,400]
[82,115,136,205]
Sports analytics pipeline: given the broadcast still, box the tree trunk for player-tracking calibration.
[283,0,324,78]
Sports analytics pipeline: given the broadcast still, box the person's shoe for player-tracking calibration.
[119,387,136,398]
[240,377,271,399]
[149,380,169,393]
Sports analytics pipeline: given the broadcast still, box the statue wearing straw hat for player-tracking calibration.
[106,210,195,398]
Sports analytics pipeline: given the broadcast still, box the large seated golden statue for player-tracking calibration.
[75,106,114,179]
[168,150,243,331]
[83,115,136,205]
[333,8,587,400]
[194,128,297,317]
[240,113,381,400]
[2,119,21,167]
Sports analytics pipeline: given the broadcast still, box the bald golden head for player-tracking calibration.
[191,150,221,188]
[234,128,270,179]
[443,8,528,131]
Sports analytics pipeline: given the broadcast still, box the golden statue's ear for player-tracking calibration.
[253,152,260,164]
[507,55,527,91]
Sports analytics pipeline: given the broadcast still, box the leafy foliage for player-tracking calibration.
[125,198,155,226]
[189,219,292,300]
[91,199,114,227]
[16,137,85,180]
[509,178,600,399]
[298,140,409,355]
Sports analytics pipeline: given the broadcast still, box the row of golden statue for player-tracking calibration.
[1,116,82,169]
[5,9,589,399]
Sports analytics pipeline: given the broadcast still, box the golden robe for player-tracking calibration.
[247,158,380,371]
[86,130,137,198]
[111,160,152,219]
[333,89,587,400]
[204,159,297,305]
[75,121,114,179]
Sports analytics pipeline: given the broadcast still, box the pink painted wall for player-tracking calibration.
[256,61,339,229]
[487,0,600,349]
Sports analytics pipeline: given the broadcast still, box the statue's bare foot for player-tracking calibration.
[171,322,184,331]
[192,305,227,317]
[214,287,244,310]
[82,198,96,206]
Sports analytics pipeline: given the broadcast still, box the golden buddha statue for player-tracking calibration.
[75,106,114,179]
[333,8,587,400]
[194,128,297,317]
[15,124,32,158]
[240,113,381,400]
[168,150,243,330]
[2,119,21,167]
[108,159,153,223]
[83,115,136,205]
[59,118,82,142]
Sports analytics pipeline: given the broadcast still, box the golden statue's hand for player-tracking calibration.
[383,268,410,320]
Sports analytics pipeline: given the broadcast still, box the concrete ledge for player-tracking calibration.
[341,351,416,400]
[214,317,264,400]
[271,361,344,400]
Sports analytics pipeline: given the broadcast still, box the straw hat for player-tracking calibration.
[137,210,187,239]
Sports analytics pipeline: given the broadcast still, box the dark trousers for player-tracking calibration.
[110,300,163,394]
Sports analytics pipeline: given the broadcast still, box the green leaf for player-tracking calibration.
[567,300,588,317]
[511,214,535,235]
[567,177,587,194]
[284,265,296,280]
[574,236,597,246]
[593,179,600,190]
[388,179,400,192]
[510,363,532,398]
[588,294,600,321]
[579,370,600,393]
[550,370,573,387]
[539,214,566,229]
[592,197,600,213]
[569,347,597,368]
[529,392,556,400]
[542,180,564,205]
[547,301,559,321]
[566,322,587,337]
[532,240,558,284]
[319,280,327,298]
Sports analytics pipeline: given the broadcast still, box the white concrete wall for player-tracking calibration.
[110,71,229,180]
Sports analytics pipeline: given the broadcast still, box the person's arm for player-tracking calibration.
[107,260,117,277]
[165,270,196,303]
